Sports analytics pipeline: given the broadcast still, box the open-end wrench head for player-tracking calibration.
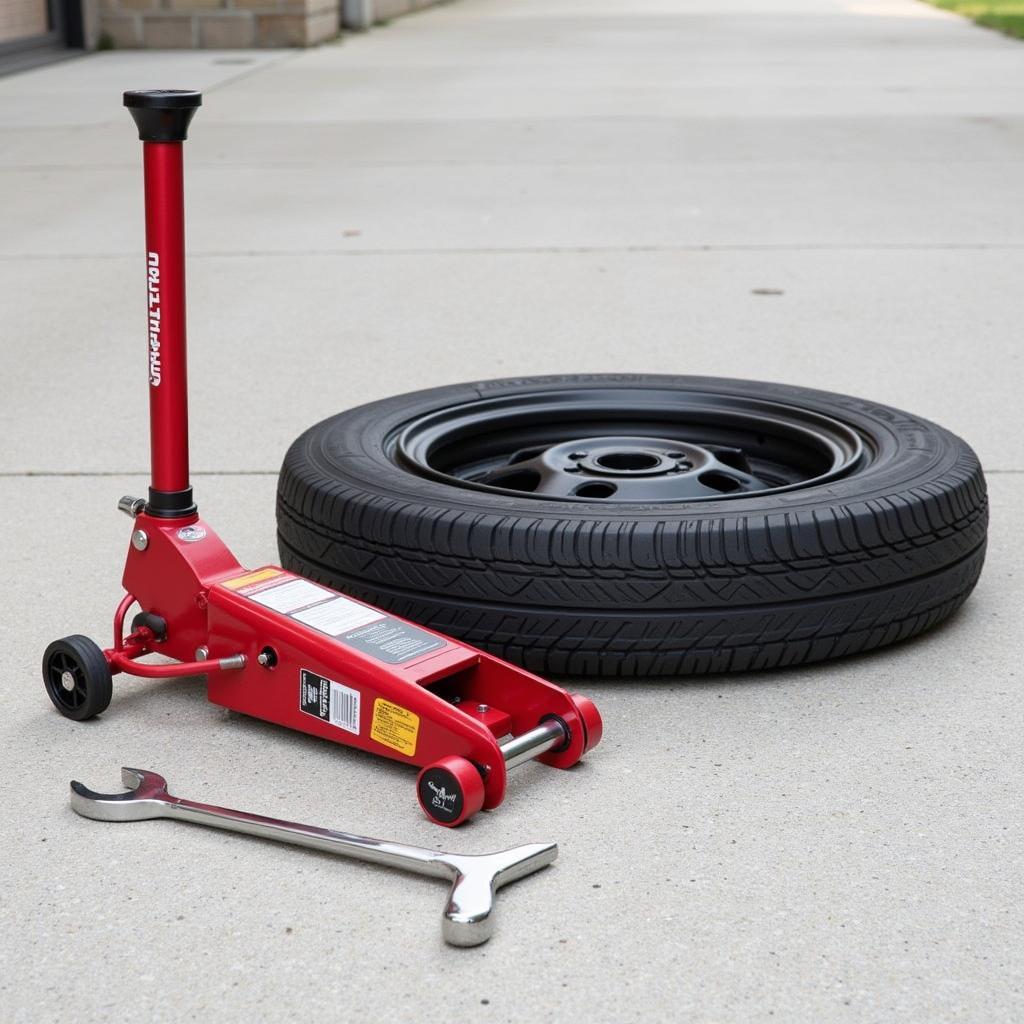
[70,767,173,821]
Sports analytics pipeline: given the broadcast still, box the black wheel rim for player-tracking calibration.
[47,651,88,711]
[393,386,866,504]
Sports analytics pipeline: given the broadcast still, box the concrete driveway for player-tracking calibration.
[1,0,1021,1021]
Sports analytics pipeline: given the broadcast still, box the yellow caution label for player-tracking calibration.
[223,568,284,590]
[371,698,420,757]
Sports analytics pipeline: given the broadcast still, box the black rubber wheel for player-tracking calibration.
[42,635,113,720]
[276,374,987,678]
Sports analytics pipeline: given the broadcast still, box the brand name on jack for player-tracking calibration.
[427,781,457,810]
[147,251,161,387]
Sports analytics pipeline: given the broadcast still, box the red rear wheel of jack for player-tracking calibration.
[417,755,486,827]
[570,693,603,756]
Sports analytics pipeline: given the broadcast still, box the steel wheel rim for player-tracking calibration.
[47,651,87,711]
[393,387,866,504]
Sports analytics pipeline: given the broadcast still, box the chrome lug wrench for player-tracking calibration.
[70,767,557,947]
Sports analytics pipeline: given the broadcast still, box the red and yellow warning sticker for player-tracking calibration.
[371,698,420,757]
[222,567,285,593]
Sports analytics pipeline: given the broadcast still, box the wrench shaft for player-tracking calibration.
[166,797,452,879]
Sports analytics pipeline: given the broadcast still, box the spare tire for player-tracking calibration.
[276,374,987,677]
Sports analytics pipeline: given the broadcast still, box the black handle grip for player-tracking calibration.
[124,90,202,143]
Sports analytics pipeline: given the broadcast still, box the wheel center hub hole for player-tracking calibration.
[594,451,661,472]
[560,438,704,479]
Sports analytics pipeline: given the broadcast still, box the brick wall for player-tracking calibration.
[93,0,338,48]
[0,0,50,44]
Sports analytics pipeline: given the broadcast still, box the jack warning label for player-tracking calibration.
[341,619,445,665]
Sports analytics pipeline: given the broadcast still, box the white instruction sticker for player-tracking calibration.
[247,578,333,614]
[230,571,447,665]
[291,595,386,636]
[299,669,360,735]
[329,679,360,733]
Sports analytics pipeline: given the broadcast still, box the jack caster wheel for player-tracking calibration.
[570,693,603,755]
[417,755,486,827]
[42,635,112,721]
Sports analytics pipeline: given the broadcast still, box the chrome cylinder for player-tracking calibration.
[500,719,568,770]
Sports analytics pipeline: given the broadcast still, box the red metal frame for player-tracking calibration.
[87,97,602,826]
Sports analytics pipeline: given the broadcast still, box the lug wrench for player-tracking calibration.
[70,768,557,947]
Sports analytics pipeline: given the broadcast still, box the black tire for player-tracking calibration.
[42,635,113,720]
[276,374,987,678]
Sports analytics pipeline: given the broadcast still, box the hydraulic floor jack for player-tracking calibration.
[42,90,602,826]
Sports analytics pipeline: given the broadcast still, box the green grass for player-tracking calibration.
[926,0,1024,39]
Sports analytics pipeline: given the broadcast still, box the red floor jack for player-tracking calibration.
[42,90,602,826]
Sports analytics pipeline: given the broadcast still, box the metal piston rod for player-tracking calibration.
[500,718,569,770]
